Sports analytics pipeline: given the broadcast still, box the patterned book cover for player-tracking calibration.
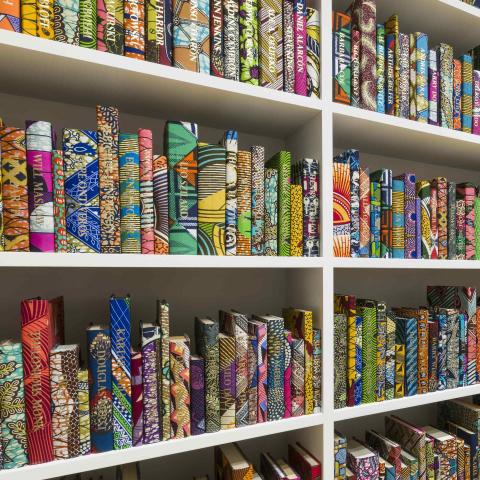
[264,167,278,256]
[458,183,476,260]
[0,341,28,469]
[146,0,173,63]
[432,177,448,259]
[410,33,417,120]
[220,311,249,427]
[36,0,54,38]
[26,120,54,252]
[218,333,236,429]
[385,15,399,112]
[447,421,477,479]
[306,7,319,98]
[119,133,141,253]
[392,178,405,258]
[351,29,360,108]
[21,299,54,464]
[447,181,456,259]
[290,184,302,256]
[209,0,223,76]
[138,129,154,254]
[293,0,306,95]
[370,180,381,258]
[358,299,377,404]
[266,151,291,256]
[77,369,91,455]
[96,105,120,253]
[437,43,454,129]
[247,335,258,424]
[425,437,435,479]
[248,319,267,422]
[312,327,321,413]
[332,11,351,104]
[258,0,283,89]
[50,344,80,459]
[476,194,480,260]
[197,143,226,255]
[416,180,431,259]
[424,426,457,478]
[236,150,252,255]
[348,150,360,258]
[283,0,294,93]
[110,296,132,450]
[166,121,198,255]
[434,312,447,391]
[141,323,160,443]
[0,127,29,252]
[97,0,123,54]
[334,431,348,479]
[456,198,466,259]
[195,318,220,433]
[428,320,439,392]
[78,0,96,48]
[0,0,20,30]
[453,58,462,130]
[333,152,351,257]
[239,0,259,85]
[251,146,265,255]
[152,155,169,254]
[400,450,418,479]
[52,150,67,252]
[282,308,314,414]
[474,70,480,135]
[291,338,304,417]
[347,439,379,479]
[376,303,387,402]
[223,0,239,80]
[468,308,479,386]
[396,316,418,397]
[460,313,468,386]
[333,312,347,409]
[351,0,376,111]
[428,48,440,126]
[63,128,100,253]
[222,130,237,256]
[169,335,190,438]
[124,0,145,59]
[190,355,205,436]
[131,350,143,446]
[415,32,429,123]
[376,24,385,113]
[430,178,439,259]
[385,33,395,115]
[365,430,401,476]
[359,167,370,257]
[371,169,392,258]
[87,325,113,453]
[394,342,405,399]
[156,300,170,441]
[21,0,36,34]
[398,33,410,119]
[53,0,79,43]
[289,443,322,479]
[460,54,473,133]
[283,330,292,418]
[440,309,461,389]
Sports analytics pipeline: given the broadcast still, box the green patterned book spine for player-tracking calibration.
[266,151,291,256]
[376,302,387,402]
[334,313,347,409]
[264,168,278,255]
[239,0,259,85]
[358,299,377,404]
[79,0,96,48]
[416,180,431,259]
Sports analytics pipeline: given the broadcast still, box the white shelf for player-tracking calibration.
[332,257,480,270]
[0,414,323,479]
[334,384,480,422]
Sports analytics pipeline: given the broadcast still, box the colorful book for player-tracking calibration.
[453,58,462,130]
[157,300,170,441]
[306,7,319,98]
[77,369,91,455]
[430,177,439,259]
[456,197,466,259]
[190,355,205,436]
[223,0,239,80]
[290,184,303,256]
[21,0,36,34]
[264,167,278,255]
[416,180,431,259]
[291,338,305,417]
[461,54,473,133]
[247,334,258,424]
[97,0,123,53]
[458,183,476,260]
[437,43,454,129]
[333,152,350,257]
[223,130,237,256]
[357,299,376,404]
[385,33,395,115]
[251,146,265,255]
[332,11,351,105]
[396,316,418,397]
[398,32,409,118]
[79,0,96,48]
[392,178,405,258]
[36,0,55,38]
[312,327,321,413]
[218,333,236,430]
[239,0,259,85]
[334,431,348,479]
[288,443,322,479]
[351,29,360,108]
[131,350,143,446]
[153,155,169,254]
[53,0,79,44]
[347,439,379,479]
[215,443,253,478]
[415,32,429,123]
[52,150,67,252]
[236,150,252,255]
[209,0,223,76]
[283,330,293,418]
[298,158,319,257]
[333,312,347,409]
[124,0,145,59]
[348,150,360,258]
[370,180,381,258]
[424,426,457,478]
[371,169,392,258]
[0,0,20,30]
[365,430,401,476]
[359,167,370,257]
[428,320,439,392]
[428,48,440,126]
[138,129,154,254]
[293,0,306,95]
[447,181,456,259]
[376,24,385,113]
[375,302,387,402]
[248,319,268,422]
[145,0,173,64]
[432,177,448,259]
[474,70,480,135]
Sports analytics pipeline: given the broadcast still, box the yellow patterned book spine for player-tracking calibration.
[290,184,302,256]
[21,0,37,34]
[36,0,54,38]
[395,344,405,398]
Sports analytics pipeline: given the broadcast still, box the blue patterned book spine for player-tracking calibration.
[370,181,381,258]
[348,149,360,258]
[396,317,417,397]
[385,312,395,401]
[110,296,132,449]
[460,54,473,133]
[376,24,385,114]
[415,32,429,123]
[436,312,447,391]
[355,314,362,406]
[459,312,467,387]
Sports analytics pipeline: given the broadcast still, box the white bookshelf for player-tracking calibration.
[1,0,479,477]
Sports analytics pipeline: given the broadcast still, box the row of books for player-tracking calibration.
[333,148,480,259]
[463,0,480,7]
[335,400,480,480]
[0,107,320,257]
[334,285,479,409]
[0,0,320,97]
[333,2,480,136]
[0,295,321,469]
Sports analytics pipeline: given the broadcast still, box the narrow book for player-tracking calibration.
[53,0,79,44]
[190,355,205,436]
[77,369,91,455]
[306,7,319,98]
[248,319,267,422]
[52,150,67,252]
[333,152,350,257]
[293,0,306,95]
[153,155,169,254]
[332,11,351,104]
[124,0,145,59]
[223,130,237,256]
[239,0,259,85]
[157,300,170,441]
[283,0,294,93]
[461,54,473,133]
[218,333,235,429]
[97,0,123,54]
[78,0,96,48]
[145,0,173,64]
[264,167,278,255]
[251,145,265,255]
[209,0,223,76]
[131,349,143,446]
[223,0,239,80]
[0,0,20,30]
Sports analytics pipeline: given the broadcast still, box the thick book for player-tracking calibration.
[306,7,319,98]
[346,439,379,479]
[415,32,429,123]
[248,319,268,422]
[416,180,432,259]
[251,145,265,255]
[447,421,477,479]
[52,150,67,252]
[357,299,376,404]
[365,430,401,476]
[461,54,473,133]
[215,443,252,478]
[288,443,322,479]
[335,431,347,479]
[153,155,169,254]
[0,0,20,30]
[138,129,154,254]
[333,152,350,257]
[457,183,476,260]
[124,0,145,59]
[156,300,170,441]
[131,349,143,446]
[332,11,351,105]
[145,0,172,64]
[36,0,55,38]
[236,150,252,255]
[293,0,306,95]
[359,167,370,257]
[376,24,385,113]
[166,121,198,255]
[222,130,238,256]
[53,0,79,44]
[218,333,236,429]
[78,0,96,48]
[190,355,205,436]
[424,426,457,478]
[97,0,123,54]
[437,43,454,129]
[277,458,300,480]
[283,0,294,93]
[260,452,285,478]
[264,167,278,255]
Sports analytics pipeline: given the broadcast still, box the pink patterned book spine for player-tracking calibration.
[293,0,307,95]
[284,330,293,418]
[131,349,143,446]
[473,70,480,135]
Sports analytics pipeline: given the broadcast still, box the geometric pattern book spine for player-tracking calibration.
[293,0,306,95]
[306,7,319,98]
[239,0,259,85]
[153,155,169,254]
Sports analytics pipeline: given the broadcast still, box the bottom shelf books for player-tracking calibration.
[335,397,480,479]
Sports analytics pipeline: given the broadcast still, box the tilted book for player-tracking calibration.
[288,442,322,479]
[346,439,379,480]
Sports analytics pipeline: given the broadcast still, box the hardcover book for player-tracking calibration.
[357,299,376,404]
[299,158,319,257]
[21,0,36,34]
[376,24,385,113]
[335,431,347,479]
[290,184,302,256]
[251,145,265,255]
[347,439,379,479]
[293,0,306,95]
[157,300,170,441]
[291,338,305,416]
[375,302,387,402]
[365,430,401,476]
[461,54,473,133]
[415,32,429,123]
[424,426,457,478]
[306,7,319,98]
[385,15,399,115]
[153,155,169,254]
[474,70,480,135]
[430,178,439,259]
[247,335,258,424]
[283,0,294,93]
[131,350,143,446]
[78,0,96,48]
[284,330,292,418]
[223,0,239,80]
[248,319,268,422]
[53,0,79,44]
[416,180,431,259]
[332,11,351,105]
[288,443,322,479]
[385,33,395,115]
[219,333,236,429]
[215,443,253,478]
[409,34,416,120]
[392,178,405,258]
[348,149,360,258]
[124,0,145,59]
[351,29,360,108]
[190,355,205,436]
[222,130,238,256]
[428,48,440,126]
[437,43,454,129]
[209,0,223,76]
[236,150,252,255]
[0,0,20,30]
[453,58,462,130]
[97,0,123,54]
[359,167,370,257]
[77,369,91,455]
[264,167,278,255]
[370,169,392,258]
[36,0,54,38]
[52,150,67,252]
[432,177,448,259]
[333,152,350,257]
[447,181,456,259]
[333,313,347,408]
[370,181,380,257]
[146,0,172,64]
[458,183,476,260]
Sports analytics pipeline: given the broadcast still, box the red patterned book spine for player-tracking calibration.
[430,179,438,259]
[131,349,143,446]
[284,330,293,418]
[21,299,54,464]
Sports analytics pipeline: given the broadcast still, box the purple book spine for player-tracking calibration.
[131,350,143,447]
[284,330,293,418]
[415,197,422,259]
[293,0,307,95]
[473,70,480,135]
[190,355,206,436]
[399,173,416,259]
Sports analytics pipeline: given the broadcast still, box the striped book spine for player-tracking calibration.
[456,198,466,259]
[97,105,120,253]
[26,120,54,252]
[385,312,396,401]
[239,0,259,85]
[429,48,440,125]
[251,146,265,255]
[283,0,294,93]
[437,43,454,129]
[334,313,347,408]
[36,0,54,38]
[87,326,113,452]
[248,320,267,422]
[370,180,380,258]
[447,182,456,259]
[358,300,376,404]
[385,33,395,114]
[223,130,238,256]
[157,301,170,441]
[394,343,405,399]
[313,328,321,413]
[433,177,448,259]
[293,0,306,95]
[78,0,96,47]
[376,303,387,402]
[332,11,351,104]
[415,32,429,123]
[110,296,132,449]
[392,178,405,258]
[152,155,169,254]
[237,150,252,255]
[52,150,67,252]
[398,33,410,118]
[376,24,385,113]
[247,335,258,424]
[131,350,143,446]
[302,158,319,257]
[219,333,236,429]
[359,167,370,257]
[190,355,205,436]
[77,369,91,455]
[290,184,302,256]
[138,129,154,254]
[21,0,36,34]
[223,0,239,80]
[97,0,123,54]
[348,149,360,258]
[371,169,392,258]
[210,0,223,76]
[124,0,145,59]
[284,330,292,418]
[461,54,473,133]
[453,58,462,130]
[306,7,319,97]
[264,167,278,255]
[291,338,304,416]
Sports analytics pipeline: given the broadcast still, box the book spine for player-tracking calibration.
[219,334,236,429]
[306,7,319,98]
[96,105,121,253]
[283,330,292,418]
[190,356,205,436]
[166,121,198,254]
[169,337,191,438]
[52,150,67,252]
[446,312,460,389]
[258,0,283,89]
[21,0,36,34]
[436,313,447,390]
[283,0,294,93]
[138,129,154,254]
[267,317,285,420]
[0,0,21,31]
[36,0,54,38]
[392,178,405,258]
[342,296,356,407]
[290,184,303,256]
[63,128,101,253]
[398,33,410,118]
[110,296,133,449]
[430,179,439,259]
[428,321,439,392]
[385,312,395,401]
[332,11,351,104]
[152,155,169,254]
[464,185,475,260]
[349,149,360,258]
[460,313,468,387]
[251,146,265,255]
[428,49,440,125]
[302,158,320,257]
[21,299,54,464]
[415,197,421,258]
[87,327,113,452]
[354,313,362,406]
[291,338,305,416]
[334,313,347,408]
[417,309,429,395]
[0,127,29,252]
[478,306,480,385]
[157,301,170,441]
[447,181,456,259]
[124,0,145,59]
[453,58,462,130]
[415,32,429,123]
[359,167,370,257]
[131,350,143,446]
[334,436,348,479]
[461,54,473,133]
[370,180,380,258]
[438,43,454,128]
[239,0,258,84]
[78,0,96,47]
[359,302,376,404]
[210,0,223,76]
[456,198,466,259]
[409,34,416,120]
[53,0,80,44]
[252,322,267,422]
[50,346,80,459]
[247,335,258,424]
[26,120,54,252]
[293,0,306,95]
[141,325,160,443]
[77,369,91,455]
[416,180,431,259]
[264,167,278,255]
[223,130,238,256]
[379,169,393,258]
[375,24,385,113]
[145,0,172,64]
[434,178,448,259]
[313,327,321,413]
[394,343,405,398]
[236,150,252,255]
[476,195,480,260]
[404,318,418,397]
[197,144,226,255]
[223,0,239,80]
[0,342,28,468]
[376,303,387,402]
[385,33,395,114]
[97,0,123,54]
[351,29,360,108]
